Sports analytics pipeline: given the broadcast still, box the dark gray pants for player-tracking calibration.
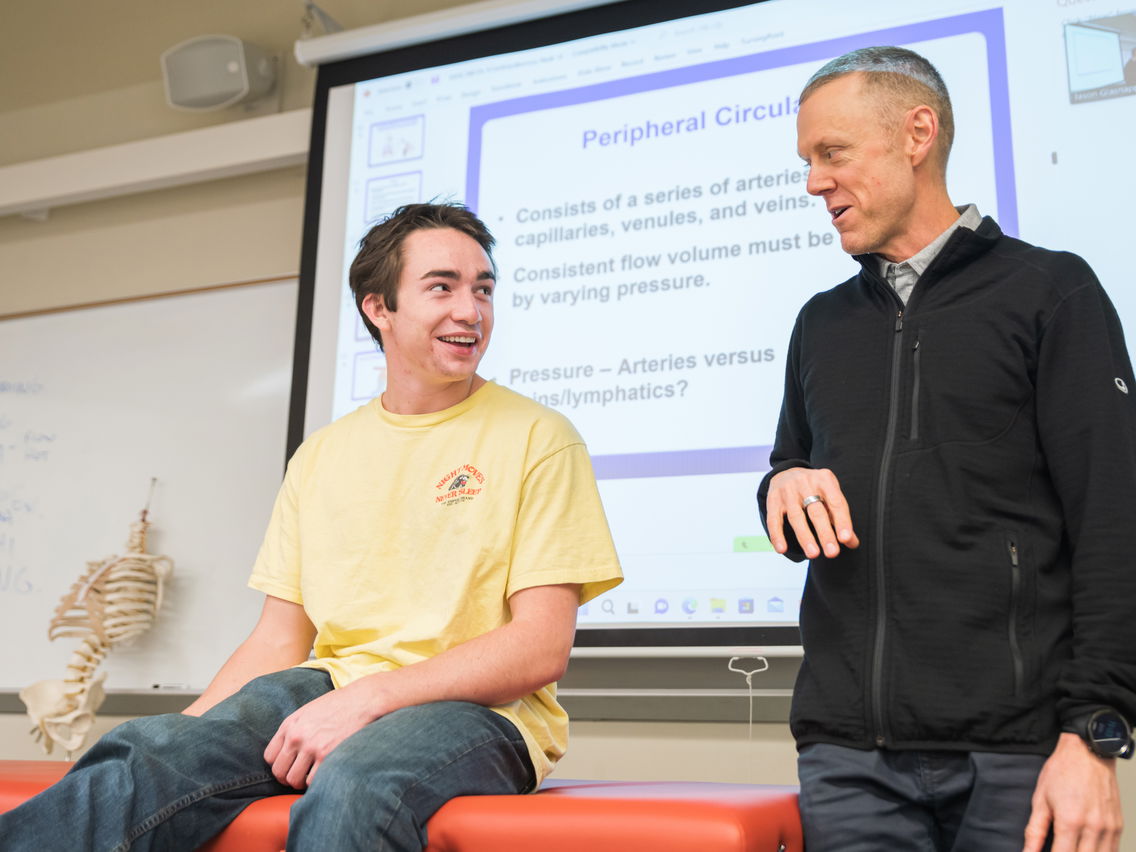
[798,743,1050,852]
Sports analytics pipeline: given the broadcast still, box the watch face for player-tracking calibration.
[1089,711,1132,757]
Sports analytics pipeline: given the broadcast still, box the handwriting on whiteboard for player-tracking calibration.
[0,378,47,595]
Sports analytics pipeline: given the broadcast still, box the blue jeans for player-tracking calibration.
[798,742,1050,852]
[0,668,534,852]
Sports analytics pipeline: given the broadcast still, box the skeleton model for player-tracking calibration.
[21,484,173,755]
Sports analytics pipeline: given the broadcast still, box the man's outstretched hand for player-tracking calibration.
[765,467,859,559]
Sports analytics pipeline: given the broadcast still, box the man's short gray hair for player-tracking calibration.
[800,46,954,173]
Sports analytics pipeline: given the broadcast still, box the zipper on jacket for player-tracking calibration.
[871,309,905,747]
[1007,538,1024,696]
[910,336,921,441]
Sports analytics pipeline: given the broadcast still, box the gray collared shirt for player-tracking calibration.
[878,204,982,305]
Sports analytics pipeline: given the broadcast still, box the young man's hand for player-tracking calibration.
[264,680,383,789]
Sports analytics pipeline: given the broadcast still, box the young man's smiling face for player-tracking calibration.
[363,227,495,400]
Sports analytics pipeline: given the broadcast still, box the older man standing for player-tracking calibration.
[759,47,1136,851]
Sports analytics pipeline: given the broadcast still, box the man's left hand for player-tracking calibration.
[263,679,384,789]
[1023,732,1123,852]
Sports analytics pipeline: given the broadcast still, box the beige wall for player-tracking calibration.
[0,167,306,316]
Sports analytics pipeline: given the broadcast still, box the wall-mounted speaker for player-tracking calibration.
[160,35,276,112]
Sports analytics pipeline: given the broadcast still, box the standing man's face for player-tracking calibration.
[796,73,919,260]
[362,227,495,390]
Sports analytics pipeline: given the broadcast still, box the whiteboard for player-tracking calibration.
[0,279,296,692]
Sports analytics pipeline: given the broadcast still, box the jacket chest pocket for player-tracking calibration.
[905,321,1034,447]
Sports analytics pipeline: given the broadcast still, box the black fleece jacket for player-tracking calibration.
[758,216,1136,754]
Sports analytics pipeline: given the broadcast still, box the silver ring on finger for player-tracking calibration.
[801,494,824,509]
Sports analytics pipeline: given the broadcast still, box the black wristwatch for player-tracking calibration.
[1065,708,1134,759]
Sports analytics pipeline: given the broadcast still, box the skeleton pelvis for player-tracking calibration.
[20,673,108,754]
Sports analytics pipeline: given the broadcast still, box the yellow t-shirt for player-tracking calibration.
[248,381,622,783]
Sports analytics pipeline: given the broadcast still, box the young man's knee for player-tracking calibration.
[297,764,420,846]
[309,749,410,805]
[290,782,426,852]
[98,713,193,754]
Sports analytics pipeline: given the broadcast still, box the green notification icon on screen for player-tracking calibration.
[733,535,775,553]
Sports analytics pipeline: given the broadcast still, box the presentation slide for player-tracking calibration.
[301,0,1136,641]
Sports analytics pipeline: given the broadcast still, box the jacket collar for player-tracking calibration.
[852,216,1003,290]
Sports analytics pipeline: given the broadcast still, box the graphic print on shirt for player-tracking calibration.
[434,463,486,506]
